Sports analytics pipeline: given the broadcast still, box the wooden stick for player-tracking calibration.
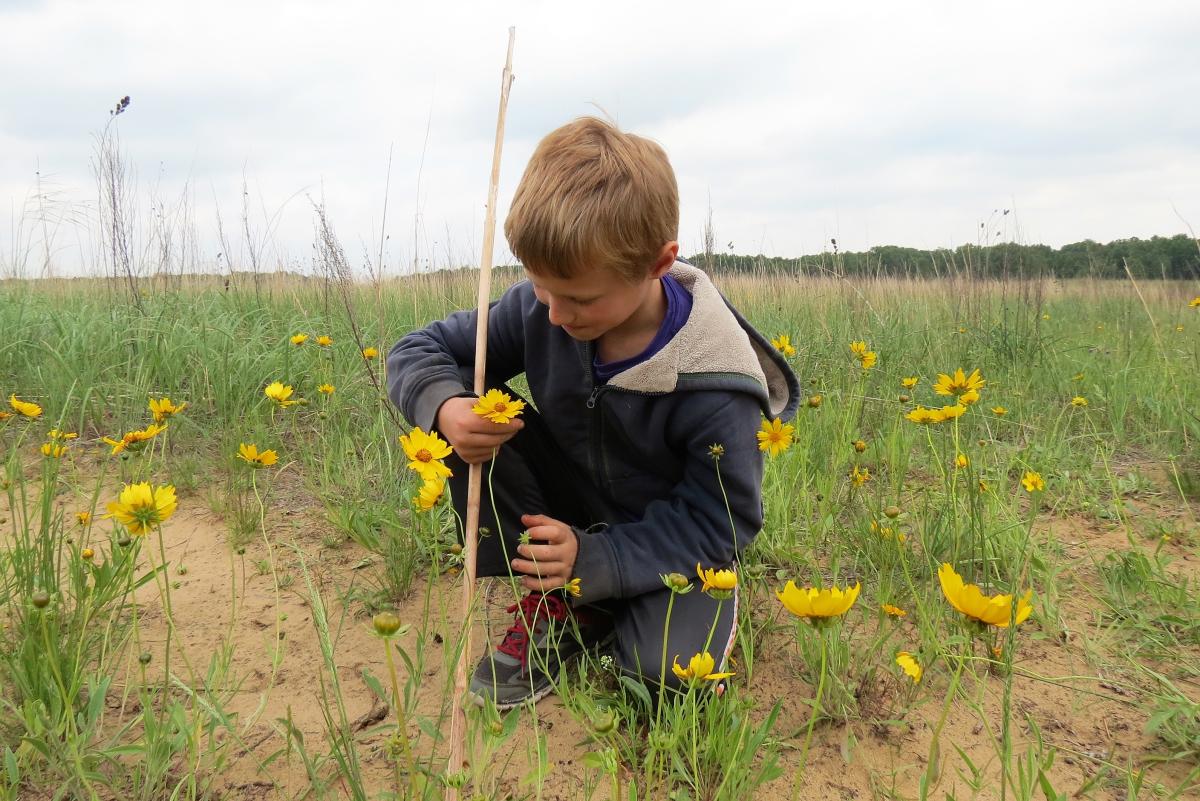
[446,27,516,799]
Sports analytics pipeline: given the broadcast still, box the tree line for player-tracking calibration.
[689,233,1200,280]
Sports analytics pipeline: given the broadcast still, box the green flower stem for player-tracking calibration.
[656,589,678,728]
[925,646,968,795]
[792,625,828,797]
[382,634,416,788]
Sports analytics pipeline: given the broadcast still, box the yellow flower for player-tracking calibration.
[938,403,967,421]
[771,335,796,357]
[905,405,937,425]
[41,442,67,458]
[399,427,453,481]
[102,423,168,455]
[105,482,178,535]
[756,417,795,458]
[777,580,861,620]
[237,443,278,468]
[48,428,78,440]
[1071,396,1088,407]
[264,381,301,408]
[564,577,582,597]
[696,563,738,595]
[671,651,734,684]
[1021,471,1044,492]
[895,651,922,683]
[933,368,985,398]
[8,394,42,419]
[148,397,187,423]
[991,406,1008,416]
[472,389,527,425]
[849,465,871,486]
[76,511,92,526]
[290,333,309,346]
[960,388,981,406]
[1042,313,1050,320]
[1072,372,1084,382]
[1190,297,1200,308]
[881,603,907,617]
[361,347,379,359]
[317,383,335,395]
[978,479,989,493]
[850,341,877,369]
[954,453,969,469]
[0,411,10,420]
[806,394,823,408]
[414,477,445,511]
[852,439,867,453]
[901,377,919,389]
[316,335,333,347]
[937,563,1033,628]
[1177,324,1185,332]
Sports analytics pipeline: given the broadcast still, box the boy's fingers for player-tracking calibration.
[510,558,568,578]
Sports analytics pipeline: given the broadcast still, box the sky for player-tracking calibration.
[2,0,1199,277]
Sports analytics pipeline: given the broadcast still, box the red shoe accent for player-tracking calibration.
[496,591,570,665]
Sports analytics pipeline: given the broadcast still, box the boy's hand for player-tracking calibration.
[512,513,578,592]
[435,396,524,464]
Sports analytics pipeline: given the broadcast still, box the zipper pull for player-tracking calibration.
[586,387,601,409]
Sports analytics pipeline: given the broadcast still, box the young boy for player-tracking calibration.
[386,117,798,709]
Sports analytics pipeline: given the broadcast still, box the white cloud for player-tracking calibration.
[2,0,1198,275]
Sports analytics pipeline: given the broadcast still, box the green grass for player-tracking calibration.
[0,269,1198,800]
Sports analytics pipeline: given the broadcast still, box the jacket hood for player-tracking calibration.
[606,262,800,421]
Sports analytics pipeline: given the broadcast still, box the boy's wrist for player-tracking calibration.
[569,524,619,604]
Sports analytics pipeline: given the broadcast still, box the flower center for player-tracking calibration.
[416,449,432,462]
[493,402,507,413]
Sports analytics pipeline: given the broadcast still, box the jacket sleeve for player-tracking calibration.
[385,282,531,432]
[570,391,766,603]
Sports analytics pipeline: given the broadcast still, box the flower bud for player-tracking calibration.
[591,709,617,735]
[372,612,402,637]
[884,505,902,519]
[31,590,50,609]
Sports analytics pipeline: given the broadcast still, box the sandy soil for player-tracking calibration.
[4,467,1198,801]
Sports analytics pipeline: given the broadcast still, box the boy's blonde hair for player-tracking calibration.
[505,117,678,283]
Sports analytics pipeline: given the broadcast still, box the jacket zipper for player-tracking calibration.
[582,343,609,485]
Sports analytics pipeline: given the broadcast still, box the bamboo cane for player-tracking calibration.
[445,27,516,800]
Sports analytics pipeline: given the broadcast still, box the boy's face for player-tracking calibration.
[526,243,678,344]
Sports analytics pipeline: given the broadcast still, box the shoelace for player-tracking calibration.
[496,591,570,665]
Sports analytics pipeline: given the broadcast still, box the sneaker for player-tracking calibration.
[468,590,608,710]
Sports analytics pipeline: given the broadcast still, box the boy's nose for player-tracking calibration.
[546,300,570,327]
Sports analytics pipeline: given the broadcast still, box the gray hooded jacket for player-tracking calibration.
[386,262,800,604]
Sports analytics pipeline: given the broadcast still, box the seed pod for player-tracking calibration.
[884,505,902,519]
[899,394,911,403]
[138,652,152,665]
[117,535,132,547]
[31,590,50,609]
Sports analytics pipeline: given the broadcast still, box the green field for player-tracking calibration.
[1,269,1198,800]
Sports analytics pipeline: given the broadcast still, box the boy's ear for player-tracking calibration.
[649,241,679,279]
